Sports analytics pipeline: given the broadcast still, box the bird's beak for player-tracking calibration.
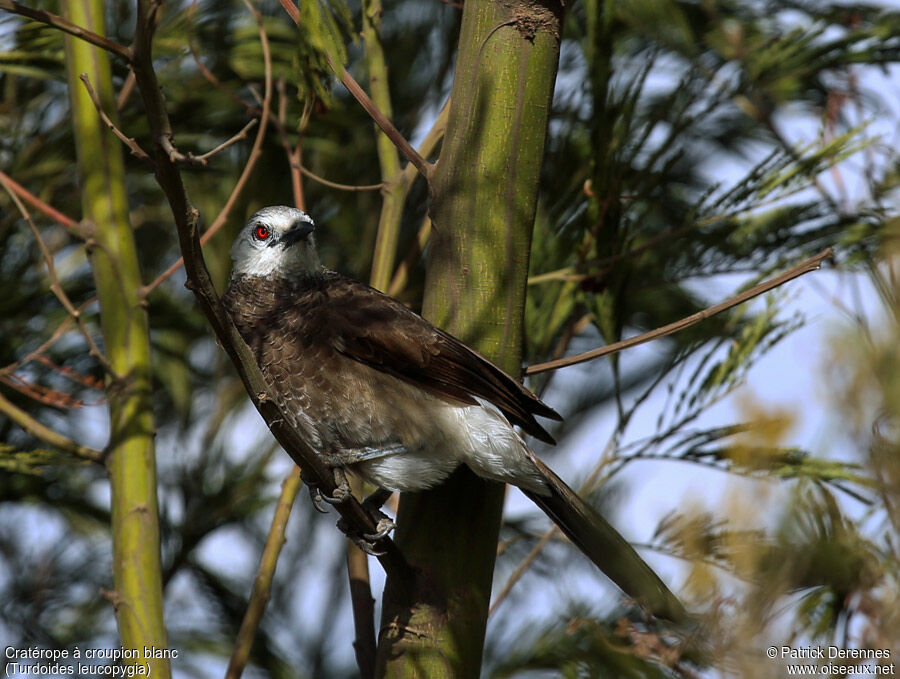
[278,220,315,247]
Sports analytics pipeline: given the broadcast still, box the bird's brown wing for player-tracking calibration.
[318,273,561,445]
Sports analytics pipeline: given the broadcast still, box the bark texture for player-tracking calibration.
[63,2,170,676]
[377,1,564,676]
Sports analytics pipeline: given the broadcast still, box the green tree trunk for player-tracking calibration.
[63,3,170,676]
[377,1,564,676]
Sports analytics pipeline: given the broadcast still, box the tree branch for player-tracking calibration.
[276,79,306,210]
[191,119,259,165]
[143,0,273,296]
[0,0,132,62]
[298,164,384,192]
[278,0,432,180]
[526,248,835,375]
[0,389,103,463]
[399,95,450,187]
[346,531,377,679]
[334,62,432,180]
[0,170,85,237]
[225,465,303,679]
[0,173,116,377]
[79,74,153,163]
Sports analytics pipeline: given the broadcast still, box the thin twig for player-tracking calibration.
[158,119,259,166]
[116,70,137,111]
[278,0,299,24]
[346,527,377,679]
[386,215,431,297]
[0,389,103,463]
[335,65,432,179]
[0,174,116,377]
[298,165,384,192]
[194,0,273,231]
[79,74,153,163]
[193,119,259,164]
[225,466,303,679]
[0,0,132,62]
[275,79,306,210]
[143,0,273,295]
[189,41,250,110]
[0,170,84,237]
[192,29,390,196]
[0,312,74,377]
[399,96,450,187]
[526,248,835,375]
[534,313,593,398]
[489,528,557,615]
[278,0,432,180]
[0,373,88,409]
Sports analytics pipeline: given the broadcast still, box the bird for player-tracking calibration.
[223,205,684,620]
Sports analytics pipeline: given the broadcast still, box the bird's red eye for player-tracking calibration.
[254,225,270,240]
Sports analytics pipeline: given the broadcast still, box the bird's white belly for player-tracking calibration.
[350,382,547,494]
[279,356,547,494]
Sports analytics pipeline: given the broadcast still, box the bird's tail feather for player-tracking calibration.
[522,455,686,622]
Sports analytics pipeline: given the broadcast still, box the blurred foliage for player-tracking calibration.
[0,0,899,677]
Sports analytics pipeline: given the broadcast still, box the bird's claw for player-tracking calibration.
[336,486,396,552]
[302,467,351,511]
[364,515,396,542]
[307,485,330,513]
[337,518,389,556]
[304,469,395,551]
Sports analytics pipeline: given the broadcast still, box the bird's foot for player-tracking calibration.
[302,467,351,512]
[364,512,396,541]
[360,488,396,539]
[336,487,396,553]
[322,467,351,504]
[336,514,394,555]
[338,521,387,556]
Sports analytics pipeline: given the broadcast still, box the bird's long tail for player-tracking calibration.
[522,454,686,622]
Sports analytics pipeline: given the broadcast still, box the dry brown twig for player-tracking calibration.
[0,174,116,378]
[79,74,153,163]
[225,466,304,679]
[492,249,836,613]
[278,0,432,181]
[0,170,84,236]
[143,0,274,295]
[0,0,132,61]
[82,71,258,169]
[192,119,260,164]
[299,165,385,192]
[526,248,835,375]
[276,79,306,210]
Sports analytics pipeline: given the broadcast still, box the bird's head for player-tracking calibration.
[230,206,320,279]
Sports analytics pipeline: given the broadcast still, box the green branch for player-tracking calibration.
[377,0,565,675]
[225,466,303,679]
[0,390,103,463]
[62,1,169,674]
